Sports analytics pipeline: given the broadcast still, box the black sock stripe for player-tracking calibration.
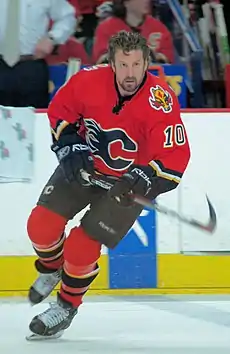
[61,287,88,297]
[33,242,64,259]
[33,233,65,258]
[40,253,63,264]
[62,269,99,288]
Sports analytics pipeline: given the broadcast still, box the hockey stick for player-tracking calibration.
[80,171,217,233]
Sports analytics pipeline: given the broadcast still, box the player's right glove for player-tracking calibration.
[109,164,155,205]
[51,134,94,185]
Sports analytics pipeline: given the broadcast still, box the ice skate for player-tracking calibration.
[26,293,78,341]
[28,260,62,305]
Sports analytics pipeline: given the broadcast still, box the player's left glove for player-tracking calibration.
[109,164,155,204]
[51,134,94,185]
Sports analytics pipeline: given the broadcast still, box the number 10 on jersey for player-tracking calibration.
[164,124,186,148]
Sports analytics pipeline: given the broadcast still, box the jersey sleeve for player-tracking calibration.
[47,71,85,142]
[145,86,190,197]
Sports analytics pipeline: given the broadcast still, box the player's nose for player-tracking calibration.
[127,67,134,77]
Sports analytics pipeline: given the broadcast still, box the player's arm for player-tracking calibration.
[109,89,190,201]
[47,72,94,183]
[140,88,190,199]
[48,72,84,143]
[146,118,190,199]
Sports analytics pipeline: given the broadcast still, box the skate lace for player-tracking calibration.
[38,303,69,328]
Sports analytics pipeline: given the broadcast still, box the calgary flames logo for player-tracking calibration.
[149,85,173,113]
[84,118,137,171]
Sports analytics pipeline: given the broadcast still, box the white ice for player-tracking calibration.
[1,295,230,354]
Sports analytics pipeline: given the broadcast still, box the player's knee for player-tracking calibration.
[27,205,67,245]
[64,226,101,266]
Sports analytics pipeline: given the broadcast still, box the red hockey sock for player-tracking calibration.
[27,205,67,270]
[60,226,101,307]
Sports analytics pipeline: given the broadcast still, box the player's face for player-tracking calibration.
[125,0,150,16]
[112,49,148,95]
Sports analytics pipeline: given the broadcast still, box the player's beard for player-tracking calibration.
[120,77,139,94]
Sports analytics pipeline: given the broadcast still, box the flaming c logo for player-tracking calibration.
[149,85,173,113]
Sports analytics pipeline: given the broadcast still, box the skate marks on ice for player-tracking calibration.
[1,297,230,354]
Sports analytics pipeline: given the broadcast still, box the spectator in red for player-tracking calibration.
[72,0,94,14]
[68,0,98,55]
[93,0,174,64]
[67,0,81,16]
[95,0,110,5]
[46,36,91,65]
[74,0,110,12]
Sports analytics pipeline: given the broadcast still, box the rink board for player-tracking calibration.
[1,253,230,296]
[1,110,230,295]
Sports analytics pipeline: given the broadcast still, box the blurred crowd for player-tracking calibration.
[48,0,175,66]
[0,0,229,109]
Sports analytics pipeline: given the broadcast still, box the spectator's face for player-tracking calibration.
[112,49,148,94]
[125,0,150,16]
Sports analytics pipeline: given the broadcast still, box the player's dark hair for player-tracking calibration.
[108,30,150,63]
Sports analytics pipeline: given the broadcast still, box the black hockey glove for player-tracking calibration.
[51,134,94,185]
[109,164,156,204]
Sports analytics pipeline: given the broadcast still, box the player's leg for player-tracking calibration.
[28,226,102,339]
[27,165,97,305]
[59,196,143,305]
[28,194,143,338]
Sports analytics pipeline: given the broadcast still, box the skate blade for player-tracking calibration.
[26,330,64,341]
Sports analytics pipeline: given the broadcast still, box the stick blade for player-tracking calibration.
[134,194,217,234]
[206,194,217,232]
[189,195,217,233]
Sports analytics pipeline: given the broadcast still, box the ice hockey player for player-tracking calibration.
[26,30,190,339]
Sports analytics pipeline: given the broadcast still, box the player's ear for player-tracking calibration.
[110,61,116,73]
[144,59,149,71]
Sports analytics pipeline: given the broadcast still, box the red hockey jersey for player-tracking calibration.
[48,65,190,185]
[93,16,174,64]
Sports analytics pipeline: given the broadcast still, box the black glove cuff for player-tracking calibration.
[51,133,89,164]
[52,133,86,150]
[124,165,156,196]
[126,165,156,182]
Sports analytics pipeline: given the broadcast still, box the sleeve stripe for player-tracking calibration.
[51,121,69,141]
[149,160,182,183]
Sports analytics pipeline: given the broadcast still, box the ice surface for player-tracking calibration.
[1,295,230,354]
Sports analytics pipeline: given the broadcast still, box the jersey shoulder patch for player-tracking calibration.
[148,84,173,113]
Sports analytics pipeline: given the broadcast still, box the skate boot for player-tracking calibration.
[27,293,78,340]
[28,260,62,305]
